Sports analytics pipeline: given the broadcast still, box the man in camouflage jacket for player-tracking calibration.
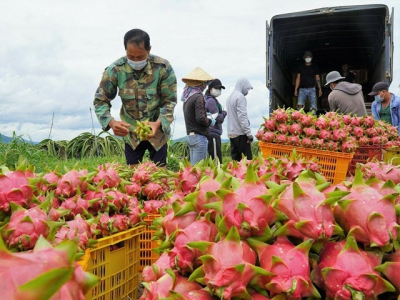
[94,29,177,166]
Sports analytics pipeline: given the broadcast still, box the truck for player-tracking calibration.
[266,4,394,114]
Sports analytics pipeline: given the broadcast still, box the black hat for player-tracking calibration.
[208,79,225,89]
[368,82,389,95]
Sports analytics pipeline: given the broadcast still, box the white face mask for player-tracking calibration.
[305,57,312,63]
[210,88,221,97]
[127,58,147,70]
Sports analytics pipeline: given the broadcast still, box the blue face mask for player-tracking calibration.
[127,58,147,70]
[374,93,384,103]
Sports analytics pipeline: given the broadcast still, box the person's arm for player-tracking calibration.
[93,67,130,136]
[327,94,336,112]
[195,95,212,126]
[236,96,252,137]
[316,74,322,97]
[371,101,379,120]
[294,73,301,96]
[152,61,177,137]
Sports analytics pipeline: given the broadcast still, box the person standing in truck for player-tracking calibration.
[181,67,215,166]
[325,70,367,116]
[204,78,227,163]
[226,77,253,161]
[369,82,400,134]
[93,29,177,168]
[294,50,322,113]
[340,62,356,83]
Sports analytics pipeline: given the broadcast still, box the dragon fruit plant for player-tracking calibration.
[0,235,98,300]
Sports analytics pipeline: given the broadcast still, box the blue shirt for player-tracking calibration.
[371,93,400,134]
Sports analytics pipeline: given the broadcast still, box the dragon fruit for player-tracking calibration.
[205,165,286,240]
[106,189,130,212]
[319,129,332,141]
[0,168,35,211]
[143,182,165,200]
[188,226,269,299]
[248,236,320,299]
[333,166,399,249]
[289,123,302,135]
[143,200,167,214]
[375,250,400,291]
[301,137,313,148]
[275,134,288,144]
[312,236,395,299]
[2,203,50,251]
[140,269,204,300]
[288,136,300,146]
[271,170,346,240]
[271,108,289,123]
[291,109,304,122]
[361,161,400,184]
[142,252,170,282]
[55,169,91,197]
[60,193,92,219]
[0,235,98,300]
[315,116,328,130]
[263,118,276,131]
[176,163,202,195]
[55,214,96,250]
[277,123,289,134]
[262,131,275,143]
[303,127,318,138]
[300,114,314,127]
[169,214,218,275]
[340,141,357,153]
[92,164,121,188]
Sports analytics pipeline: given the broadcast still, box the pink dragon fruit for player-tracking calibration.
[288,135,300,146]
[303,127,318,138]
[277,123,289,134]
[271,170,346,240]
[289,123,302,135]
[205,165,286,240]
[55,214,96,250]
[362,115,376,128]
[312,236,395,299]
[350,116,362,127]
[326,141,339,151]
[315,116,328,130]
[60,194,91,219]
[264,118,276,131]
[358,136,371,146]
[92,164,121,188]
[375,250,400,291]
[142,252,171,282]
[83,187,108,214]
[248,236,320,299]
[319,129,332,141]
[2,203,50,251]
[271,108,290,123]
[169,214,218,275]
[332,128,347,141]
[0,169,35,211]
[352,126,364,138]
[291,109,304,122]
[370,136,382,145]
[366,127,378,137]
[143,182,165,199]
[340,141,357,153]
[279,153,320,181]
[0,235,98,300]
[361,161,400,184]
[140,269,204,300]
[188,226,269,299]
[262,131,275,143]
[300,114,314,127]
[55,169,90,197]
[132,162,159,184]
[313,138,325,149]
[124,182,142,196]
[105,190,130,212]
[301,137,313,148]
[275,134,288,144]
[156,209,198,243]
[333,166,399,249]
[176,163,202,195]
[341,114,352,125]
[143,200,167,214]
[255,129,265,140]
[328,118,341,130]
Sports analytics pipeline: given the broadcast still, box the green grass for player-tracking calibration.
[0,132,260,173]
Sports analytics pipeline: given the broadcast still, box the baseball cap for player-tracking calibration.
[368,82,389,95]
[208,79,225,89]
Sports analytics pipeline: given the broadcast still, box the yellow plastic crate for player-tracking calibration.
[139,214,161,271]
[76,249,91,271]
[259,142,354,184]
[383,147,400,165]
[85,225,145,300]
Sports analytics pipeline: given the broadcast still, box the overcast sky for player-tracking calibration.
[1,0,399,142]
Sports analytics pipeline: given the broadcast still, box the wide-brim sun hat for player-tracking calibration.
[182,67,214,86]
[325,71,345,85]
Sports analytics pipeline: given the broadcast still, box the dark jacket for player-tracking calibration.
[205,95,227,136]
[183,93,211,136]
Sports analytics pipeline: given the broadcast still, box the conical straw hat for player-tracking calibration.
[182,67,214,83]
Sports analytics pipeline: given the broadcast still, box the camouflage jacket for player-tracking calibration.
[93,54,177,150]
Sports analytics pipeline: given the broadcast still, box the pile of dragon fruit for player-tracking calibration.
[255,108,400,152]
[3,154,400,299]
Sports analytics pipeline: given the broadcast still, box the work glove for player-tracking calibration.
[247,135,254,143]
